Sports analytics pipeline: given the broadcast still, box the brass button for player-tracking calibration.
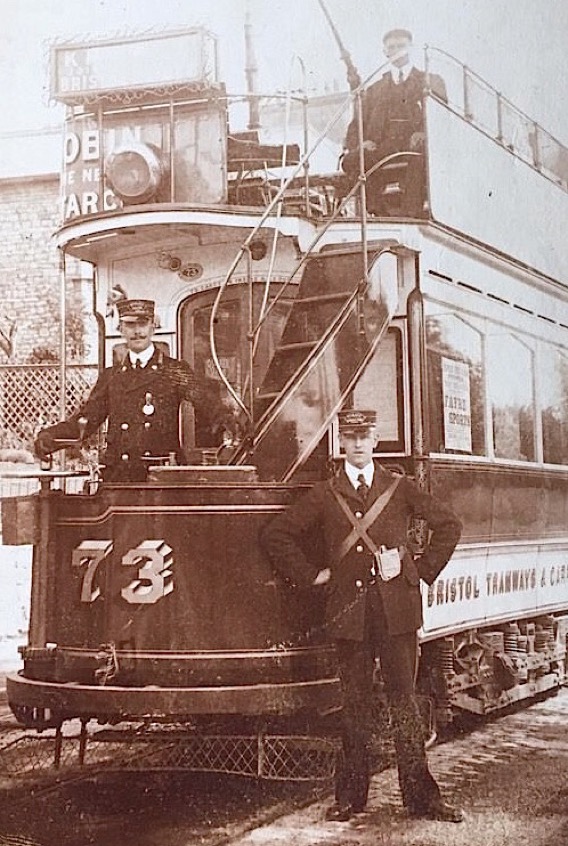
[355,579,363,588]
[121,422,129,430]
[355,511,363,518]
[356,544,364,553]
[144,421,151,429]
[121,453,129,461]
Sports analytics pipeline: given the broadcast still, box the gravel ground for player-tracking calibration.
[228,688,568,846]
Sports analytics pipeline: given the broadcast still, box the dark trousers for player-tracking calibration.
[334,587,441,812]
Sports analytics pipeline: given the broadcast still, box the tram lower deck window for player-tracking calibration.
[540,346,568,465]
[487,332,535,462]
[350,327,405,453]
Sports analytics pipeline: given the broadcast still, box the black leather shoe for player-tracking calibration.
[325,803,353,822]
[408,799,464,823]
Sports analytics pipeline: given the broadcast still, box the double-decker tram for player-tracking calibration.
[4,27,568,778]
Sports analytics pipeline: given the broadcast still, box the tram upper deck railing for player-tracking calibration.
[59,43,567,229]
[424,47,567,193]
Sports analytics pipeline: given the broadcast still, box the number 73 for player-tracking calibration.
[71,539,174,605]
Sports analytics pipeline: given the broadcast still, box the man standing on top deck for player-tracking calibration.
[342,28,447,217]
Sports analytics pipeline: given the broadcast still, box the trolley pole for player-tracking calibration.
[244,4,261,131]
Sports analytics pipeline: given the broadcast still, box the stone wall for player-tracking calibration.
[0,174,61,364]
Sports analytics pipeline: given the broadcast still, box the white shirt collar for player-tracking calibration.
[344,460,374,489]
[128,342,155,368]
[389,63,413,83]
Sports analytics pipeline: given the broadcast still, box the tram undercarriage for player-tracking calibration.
[5,608,567,781]
[420,614,568,727]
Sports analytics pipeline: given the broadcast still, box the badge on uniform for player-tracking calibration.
[374,546,402,581]
[143,392,155,415]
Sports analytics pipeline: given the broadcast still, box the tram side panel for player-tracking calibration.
[419,462,568,719]
[426,462,568,635]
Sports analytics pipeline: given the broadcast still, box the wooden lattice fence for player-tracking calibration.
[0,364,98,452]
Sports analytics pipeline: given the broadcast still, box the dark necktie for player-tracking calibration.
[398,69,404,84]
[357,473,369,499]
[133,358,142,369]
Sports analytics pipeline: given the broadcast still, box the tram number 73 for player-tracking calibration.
[71,539,174,605]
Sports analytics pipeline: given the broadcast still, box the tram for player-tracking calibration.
[4,25,568,779]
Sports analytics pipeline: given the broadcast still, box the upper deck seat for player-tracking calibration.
[227,131,301,206]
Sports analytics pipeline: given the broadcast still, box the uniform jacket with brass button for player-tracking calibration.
[40,349,230,482]
[261,463,462,639]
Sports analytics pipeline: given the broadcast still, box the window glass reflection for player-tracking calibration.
[540,347,568,464]
[487,332,535,462]
[352,329,404,451]
[182,286,291,448]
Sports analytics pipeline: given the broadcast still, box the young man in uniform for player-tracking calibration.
[35,299,234,482]
[261,409,463,822]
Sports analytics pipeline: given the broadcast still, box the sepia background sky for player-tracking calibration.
[1,0,567,144]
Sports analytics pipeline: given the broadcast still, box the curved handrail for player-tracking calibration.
[254,148,420,336]
[253,53,308,359]
[213,41,560,446]
[208,60,392,422]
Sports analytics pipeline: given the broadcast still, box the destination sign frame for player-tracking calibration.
[51,28,218,105]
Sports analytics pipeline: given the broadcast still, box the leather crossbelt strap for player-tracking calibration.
[333,477,401,561]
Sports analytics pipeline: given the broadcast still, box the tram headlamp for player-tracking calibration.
[105,141,164,204]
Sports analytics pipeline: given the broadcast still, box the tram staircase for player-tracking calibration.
[229,245,399,481]
[216,74,401,481]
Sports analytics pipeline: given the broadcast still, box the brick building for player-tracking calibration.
[0,128,97,451]
[0,128,62,364]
